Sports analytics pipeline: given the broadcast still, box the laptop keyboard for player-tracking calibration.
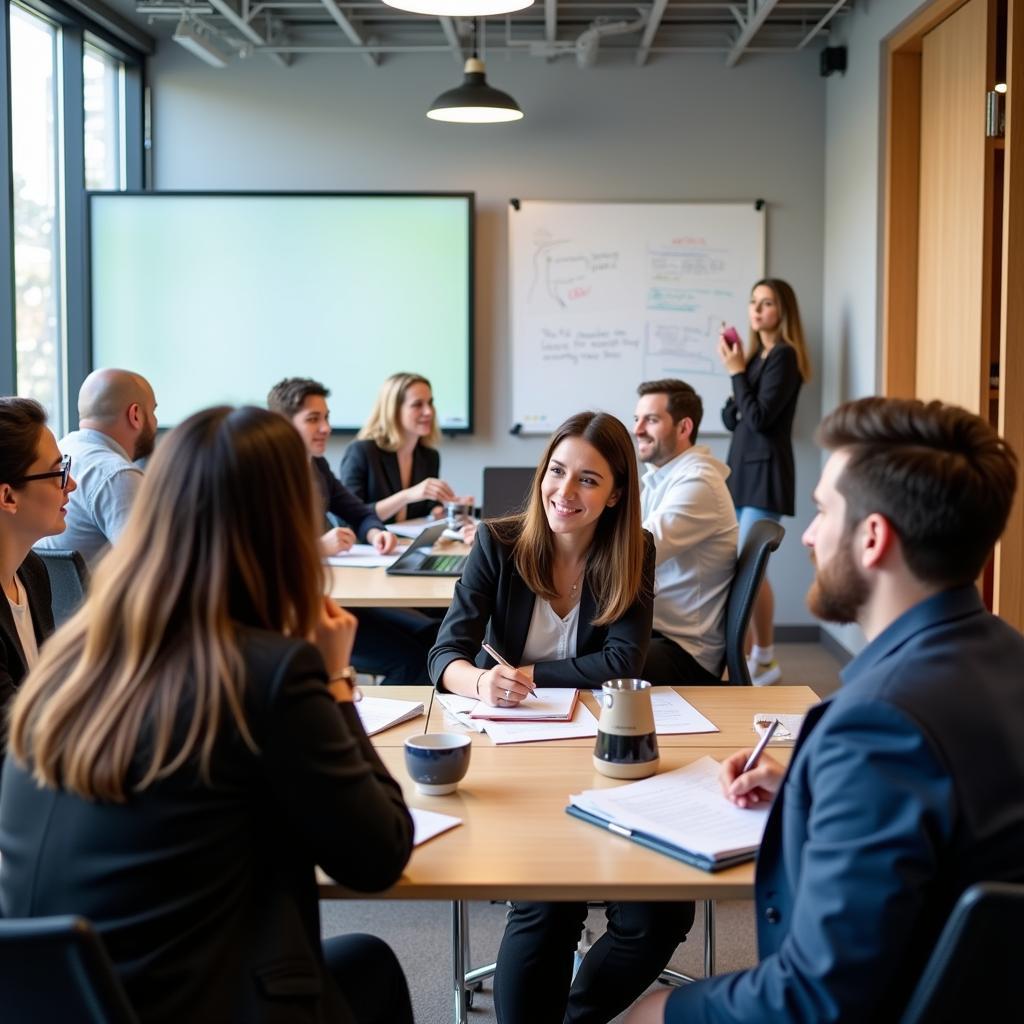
[420,554,468,573]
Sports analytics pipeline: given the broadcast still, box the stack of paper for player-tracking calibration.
[325,545,400,569]
[355,697,424,737]
[482,703,599,745]
[567,756,769,871]
[470,687,579,722]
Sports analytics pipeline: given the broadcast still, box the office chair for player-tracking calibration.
[36,548,90,628]
[0,915,139,1023]
[481,467,535,521]
[899,881,1024,1023]
[718,520,785,685]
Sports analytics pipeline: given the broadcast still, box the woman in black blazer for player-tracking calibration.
[430,412,692,1024]
[342,372,469,524]
[0,406,414,1024]
[0,397,75,771]
[718,278,811,686]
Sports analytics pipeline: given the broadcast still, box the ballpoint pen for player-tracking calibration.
[481,642,539,698]
[741,718,780,774]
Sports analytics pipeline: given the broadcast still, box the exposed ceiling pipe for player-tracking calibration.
[575,10,648,68]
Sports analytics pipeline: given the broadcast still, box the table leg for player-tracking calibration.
[451,899,468,1024]
[703,901,716,977]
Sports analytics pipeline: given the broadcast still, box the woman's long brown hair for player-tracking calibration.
[746,277,812,382]
[491,411,646,627]
[8,406,324,802]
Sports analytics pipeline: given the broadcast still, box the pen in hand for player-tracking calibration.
[481,642,538,698]
[741,718,780,774]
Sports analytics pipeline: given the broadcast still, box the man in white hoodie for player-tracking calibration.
[634,379,738,684]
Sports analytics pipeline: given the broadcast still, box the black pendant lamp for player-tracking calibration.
[427,21,523,125]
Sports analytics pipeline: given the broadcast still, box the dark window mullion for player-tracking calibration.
[0,4,17,395]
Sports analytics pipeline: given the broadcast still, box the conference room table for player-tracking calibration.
[325,684,818,1023]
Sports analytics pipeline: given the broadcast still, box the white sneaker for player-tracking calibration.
[748,659,782,686]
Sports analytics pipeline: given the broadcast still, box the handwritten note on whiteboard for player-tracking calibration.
[509,201,765,434]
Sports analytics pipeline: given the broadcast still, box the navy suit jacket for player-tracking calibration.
[339,439,441,523]
[428,522,654,689]
[666,586,1024,1023]
[722,342,802,516]
[311,456,385,542]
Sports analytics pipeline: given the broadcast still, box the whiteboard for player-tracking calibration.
[509,201,765,435]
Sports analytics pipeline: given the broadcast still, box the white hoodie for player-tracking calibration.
[640,445,738,673]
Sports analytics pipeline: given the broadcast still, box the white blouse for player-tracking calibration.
[7,574,39,670]
[520,596,580,666]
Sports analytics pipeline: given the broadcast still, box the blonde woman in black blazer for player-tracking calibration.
[342,372,470,524]
[430,412,694,1024]
[719,278,811,686]
[1,407,414,1024]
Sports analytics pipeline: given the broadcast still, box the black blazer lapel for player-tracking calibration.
[379,449,403,497]
[0,596,28,677]
[576,585,601,665]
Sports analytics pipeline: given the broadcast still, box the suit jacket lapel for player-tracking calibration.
[0,581,28,676]
[577,584,599,660]
[22,564,53,645]
[380,449,403,496]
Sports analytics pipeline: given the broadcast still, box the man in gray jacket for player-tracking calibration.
[634,378,737,684]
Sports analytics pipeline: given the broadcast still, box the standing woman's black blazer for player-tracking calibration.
[722,342,803,516]
[0,552,54,759]
[428,523,655,689]
[340,439,441,523]
[0,631,414,1024]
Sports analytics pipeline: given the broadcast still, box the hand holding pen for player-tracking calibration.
[478,642,538,706]
[719,719,786,809]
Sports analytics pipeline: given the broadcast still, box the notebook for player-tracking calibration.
[567,756,770,872]
[354,697,425,737]
[469,687,579,721]
[385,522,469,577]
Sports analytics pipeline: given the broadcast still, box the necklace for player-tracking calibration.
[569,566,585,596]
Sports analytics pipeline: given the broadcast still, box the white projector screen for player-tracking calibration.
[89,192,473,431]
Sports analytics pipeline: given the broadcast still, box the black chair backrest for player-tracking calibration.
[482,467,535,520]
[899,881,1024,1023]
[36,548,90,627]
[0,915,138,1023]
[720,519,785,685]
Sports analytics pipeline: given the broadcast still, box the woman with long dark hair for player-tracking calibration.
[719,278,812,685]
[430,411,691,1024]
[0,405,414,1024]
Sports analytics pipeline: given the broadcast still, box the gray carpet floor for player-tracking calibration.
[324,642,845,1023]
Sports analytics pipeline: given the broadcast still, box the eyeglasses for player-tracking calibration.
[16,453,72,490]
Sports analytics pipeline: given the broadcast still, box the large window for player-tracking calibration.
[10,3,64,429]
[84,42,125,191]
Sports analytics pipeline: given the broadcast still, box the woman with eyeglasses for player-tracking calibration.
[0,397,76,771]
[0,405,414,1024]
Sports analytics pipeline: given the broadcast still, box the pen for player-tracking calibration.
[481,642,538,698]
[741,718,780,774]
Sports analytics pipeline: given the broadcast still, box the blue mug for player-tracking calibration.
[404,733,472,795]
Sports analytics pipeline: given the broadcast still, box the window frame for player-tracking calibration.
[0,0,150,426]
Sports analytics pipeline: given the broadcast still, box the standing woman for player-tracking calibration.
[0,406,415,1024]
[0,397,75,772]
[719,278,811,686]
[342,372,468,523]
[430,413,691,1024]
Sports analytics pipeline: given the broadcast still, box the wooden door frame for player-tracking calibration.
[881,0,1024,629]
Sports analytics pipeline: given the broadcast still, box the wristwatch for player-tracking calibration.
[328,666,362,702]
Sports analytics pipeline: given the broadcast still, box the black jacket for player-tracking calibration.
[312,456,385,542]
[429,523,655,689]
[0,552,54,762]
[722,342,803,516]
[340,439,441,523]
[0,630,414,1024]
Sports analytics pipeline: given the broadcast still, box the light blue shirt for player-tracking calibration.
[35,428,143,566]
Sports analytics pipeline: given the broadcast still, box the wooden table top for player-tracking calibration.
[327,565,458,608]
[427,685,818,749]
[319,744,792,902]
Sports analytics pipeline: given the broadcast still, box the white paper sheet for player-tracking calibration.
[388,520,436,539]
[482,703,600,745]
[410,808,463,846]
[570,756,769,860]
[354,697,424,737]
[325,544,400,568]
[650,689,720,735]
[436,692,487,732]
[753,713,804,743]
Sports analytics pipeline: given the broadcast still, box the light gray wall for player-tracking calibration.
[820,0,929,653]
[149,45,826,625]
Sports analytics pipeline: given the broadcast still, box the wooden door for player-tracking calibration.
[915,0,995,412]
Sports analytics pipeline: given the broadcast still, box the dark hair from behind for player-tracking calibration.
[267,377,329,419]
[817,397,1019,588]
[9,405,325,802]
[636,379,704,443]
[0,397,47,486]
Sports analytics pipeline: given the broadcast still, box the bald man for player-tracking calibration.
[36,369,158,565]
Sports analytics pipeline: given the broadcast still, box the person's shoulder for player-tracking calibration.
[345,438,379,459]
[769,342,799,367]
[18,551,52,597]
[238,629,324,693]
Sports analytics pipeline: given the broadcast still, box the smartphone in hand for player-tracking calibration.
[721,325,742,349]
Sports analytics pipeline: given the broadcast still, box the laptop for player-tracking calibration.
[386,522,469,577]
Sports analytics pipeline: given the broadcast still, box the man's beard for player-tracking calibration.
[134,419,156,461]
[806,533,870,625]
